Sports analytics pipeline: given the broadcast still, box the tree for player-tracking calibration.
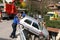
[15,0,20,7]
[0,0,3,3]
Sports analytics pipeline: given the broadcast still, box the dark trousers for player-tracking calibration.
[11,23,17,37]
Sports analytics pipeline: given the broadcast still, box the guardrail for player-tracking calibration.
[47,27,60,33]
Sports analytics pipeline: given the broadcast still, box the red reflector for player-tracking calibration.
[40,32,43,36]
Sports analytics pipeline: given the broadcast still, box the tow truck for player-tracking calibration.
[0,0,17,20]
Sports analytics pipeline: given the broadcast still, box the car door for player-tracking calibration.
[23,19,32,31]
[22,19,41,35]
[31,22,41,35]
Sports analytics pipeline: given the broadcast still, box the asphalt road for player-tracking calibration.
[0,20,39,40]
[0,20,17,40]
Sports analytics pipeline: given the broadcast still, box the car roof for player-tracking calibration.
[24,15,38,24]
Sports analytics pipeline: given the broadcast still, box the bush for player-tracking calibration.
[44,16,60,29]
[46,20,60,28]
[44,16,50,21]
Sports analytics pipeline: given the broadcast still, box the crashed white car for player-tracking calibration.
[20,16,49,40]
